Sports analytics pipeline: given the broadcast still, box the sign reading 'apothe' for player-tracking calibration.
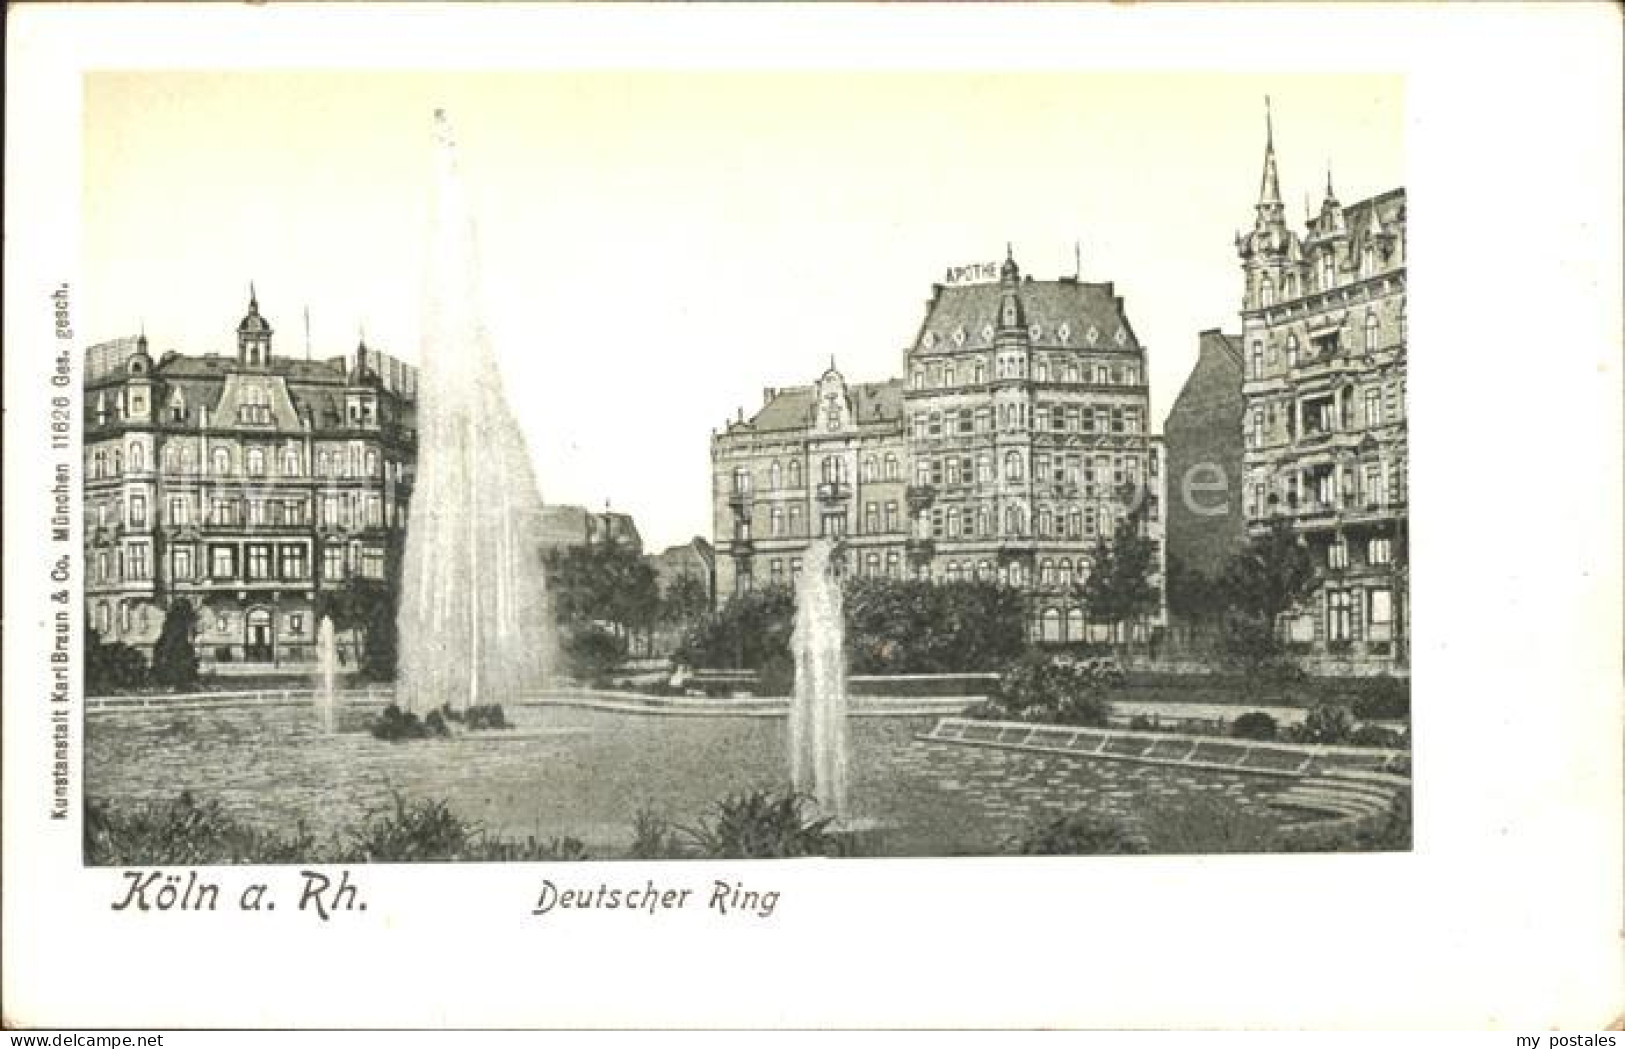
[943,261,1000,285]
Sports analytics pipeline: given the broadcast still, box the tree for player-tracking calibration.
[1217,517,1319,668]
[544,541,661,652]
[316,577,396,679]
[85,623,148,695]
[150,599,200,692]
[1079,500,1159,645]
[660,574,711,630]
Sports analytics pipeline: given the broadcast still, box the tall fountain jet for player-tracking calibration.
[789,538,851,819]
[314,615,339,732]
[395,109,554,714]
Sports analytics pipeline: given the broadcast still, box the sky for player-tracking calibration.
[84,71,1403,552]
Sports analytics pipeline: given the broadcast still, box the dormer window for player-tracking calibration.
[239,385,271,425]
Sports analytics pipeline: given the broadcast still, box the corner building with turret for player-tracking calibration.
[83,291,418,673]
[1236,108,1408,671]
[712,252,1164,643]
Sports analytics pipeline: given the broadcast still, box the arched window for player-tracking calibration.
[788,459,801,488]
[1260,273,1274,307]
[1042,608,1062,642]
[769,461,781,490]
[1059,558,1073,586]
[862,456,878,483]
[771,506,783,537]
[1251,340,1263,379]
[246,447,266,476]
[213,447,230,476]
[129,443,145,472]
[1364,311,1379,354]
[1320,253,1335,290]
[1066,608,1086,642]
[788,505,802,536]
[1041,559,1055,585]
[883,453,899,481]
[1004,451,1024,481]
[1005,505,1026,536]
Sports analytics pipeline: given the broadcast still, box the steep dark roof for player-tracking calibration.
[912,278,1142,354]
[745,378,903,434]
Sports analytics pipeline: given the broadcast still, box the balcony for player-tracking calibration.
[815,482,852,503]
[904,484,937,509]
[728,537,755,556]
[727,491,752,515]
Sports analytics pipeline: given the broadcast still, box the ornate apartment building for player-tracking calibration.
[83,291,418,672]
[711,252,1164,643]
[1237,111,1408,670]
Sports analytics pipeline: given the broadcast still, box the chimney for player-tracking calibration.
[763,387,777,405]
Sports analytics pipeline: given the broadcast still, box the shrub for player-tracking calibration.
[760,653,795,696]
[1352,675,1411,721]
[84,792,316,866]
[85,626,149,695]
[443,703,511,731]
[679,789,837,859]
[1232,711,1280,741]
[370,703,451,741]
[627,808,688,860]
[992,653,1118,726]
[1288,704,1357,745]
[1349,723,1408,749]
[1006,812,1149,856]
[563,623,628,682]
[345,793,589,862]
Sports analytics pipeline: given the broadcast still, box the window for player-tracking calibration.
[884,454,899,481]
[769,462,781,490]
[1260,272,1274,307]
[129,443,145,472]
[1004,451,1024,482]
[1327,590,1352,641]
[1368,537,1393,565]
[912,369,924,390]
[1036,361,1049,383]
[1328,541,1349,569]
[288,613,305,637]
[1320,252,1335,290]
[943,366,955,387]
[246,544,273,581]
[821,512,847,537]
[886,551,900,578]
[732,467,750,495]
[210,545,236,580]
[1369,588,1394,626]
[928,412,942,438]
[788,460,801,488]
[771,506,783,537]
[1005,505,1025,536]
[279,544,308,579]
[213,447,231,476]
[239,385,271,425]
[862,456,878,483]
[788,505,802,536]
[1287,335,1299,369]
[323,547,346,580]
[973,362,985,384]
[865,502,880,533]
[365,495,382,528]
[1251,408,1265,448]
[283,448,300,476]
[885,501,899,532]
[246,447,266,476]
[1363,463,1384,507]
[362,547,385,579]
[129,494,147,528]
[957,409,974,435]
[1364,312,1379,354]
[1095,365,1110,384]
[946,507,960,538]
[172,548,192,581]
[128,543,149,580]
[1251,341,1263,378]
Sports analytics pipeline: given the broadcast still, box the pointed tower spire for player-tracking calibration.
[1325,161,1337,201]
[249,281,258,309]
[1258,96,1283,209]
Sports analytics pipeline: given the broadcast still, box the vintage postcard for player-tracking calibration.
[4,2,1621,1031]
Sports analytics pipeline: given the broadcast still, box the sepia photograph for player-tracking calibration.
[77,71,1409,865]
[4,1,1620,1032]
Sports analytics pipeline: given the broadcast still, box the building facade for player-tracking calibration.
[1236,114,1408,671]
[711,252,1164,643]
[1164,329,1247,583]
[537,504,643,555]
[83,292,418,672]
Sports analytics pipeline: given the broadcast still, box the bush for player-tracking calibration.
[1006,812,1149,856]
[1349,723,1408,749]
[346,793,588,862]
[991,653,1118,726]
[370,703,451,741]
[1232,711,1280,741]
[84,792,315,866]
[442,703,511,731]
[563,623,628,682]
[1352,675,1411,721]
[1287,704,1357,745]
[627,808,688,860]
[678,789,838,859]
[85,628,149,695]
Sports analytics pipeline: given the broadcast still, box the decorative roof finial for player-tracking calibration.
[249,281,258,310]
[1257,97,1283,209]
[1265,94,1273,148]
[1326,162,1336,200]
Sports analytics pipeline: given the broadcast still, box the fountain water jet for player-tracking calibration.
[395,110,555,714]
[314,615,339,731]
[789,538,850,820]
